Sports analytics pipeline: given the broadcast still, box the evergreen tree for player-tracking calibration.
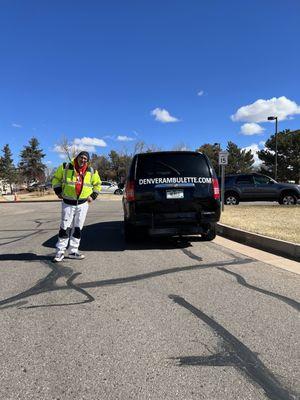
[19,137,46,184]
[196,141,254,174]
[257,129,300,183]
[195,143,219,173]
[225,141,254,174]
[0,144,16,193]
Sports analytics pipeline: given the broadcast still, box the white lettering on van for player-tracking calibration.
[138,177,212,185]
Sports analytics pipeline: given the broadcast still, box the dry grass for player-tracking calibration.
[220,205,300,244]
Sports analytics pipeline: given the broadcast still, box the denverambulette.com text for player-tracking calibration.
[138,177,212,185]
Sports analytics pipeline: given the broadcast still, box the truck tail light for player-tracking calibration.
[125,180,135,202]
[212,178,220,200]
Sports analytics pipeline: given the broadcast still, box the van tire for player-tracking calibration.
[201,223,216,241]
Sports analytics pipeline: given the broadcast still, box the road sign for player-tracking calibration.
[219,151,229,165]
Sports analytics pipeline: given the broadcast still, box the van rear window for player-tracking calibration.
[136,153,210,179]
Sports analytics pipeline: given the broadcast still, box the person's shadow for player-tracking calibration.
[42,220,194,251]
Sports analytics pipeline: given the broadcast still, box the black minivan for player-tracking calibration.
[122,151,221,241]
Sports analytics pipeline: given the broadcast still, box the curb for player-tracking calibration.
[217,223,300,262]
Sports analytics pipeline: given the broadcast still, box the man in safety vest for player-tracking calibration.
[52,151,101,262]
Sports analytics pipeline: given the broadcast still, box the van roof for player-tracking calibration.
[135,150,204,156]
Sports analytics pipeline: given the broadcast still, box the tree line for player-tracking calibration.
[196,129,300,183]
[0,130,299,193]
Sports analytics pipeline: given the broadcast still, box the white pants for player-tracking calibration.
[56,201,89,253]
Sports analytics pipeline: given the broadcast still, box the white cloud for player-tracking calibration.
[197,90,204,96]
[231,96,300,123]
[72,137,107,152]
[55,143,97,154]
[74,144,97,153]
[243,144,261,166]
[53,144,64,153]
[259,140,266,146]
[12,123,22,128]
[243,142,266,167]
[54,136,107,157]
[53,145,70,159]
[240,123,265,135]
[117,135,135,142]
[151,108,179,123]
[73,137,106,147]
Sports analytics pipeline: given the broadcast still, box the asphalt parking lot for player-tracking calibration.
[0,201,299,400]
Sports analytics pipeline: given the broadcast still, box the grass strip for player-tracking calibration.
[220,205,299,244]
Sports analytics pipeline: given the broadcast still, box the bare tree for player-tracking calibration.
[57,136,77,161]
[133,140,148,154]
[133,140,162,154]
[172,142,190,151]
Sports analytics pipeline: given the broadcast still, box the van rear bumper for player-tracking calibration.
[128,210,220,228]
[148,225,206,237]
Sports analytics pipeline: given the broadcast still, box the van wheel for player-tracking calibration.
[225,192,239,205]
[114,189,123,195]
[278,192,297,205]
[201,223,216,241]
[124,221,136,242]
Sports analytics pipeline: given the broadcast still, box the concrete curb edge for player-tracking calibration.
[217,223,300,262]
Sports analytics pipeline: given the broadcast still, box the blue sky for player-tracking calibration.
[1,0,300,167]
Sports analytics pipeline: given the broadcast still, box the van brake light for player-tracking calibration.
[125,181,135,201]
[212,178,220,200]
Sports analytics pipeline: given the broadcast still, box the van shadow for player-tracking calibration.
[42,220,194,251]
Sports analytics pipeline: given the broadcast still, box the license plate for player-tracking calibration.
[166,189,184,199]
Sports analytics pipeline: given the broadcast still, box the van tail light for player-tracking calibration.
[212,178,220,200]
[125,180,135,201]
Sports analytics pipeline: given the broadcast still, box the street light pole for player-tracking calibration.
[267,116,278,181]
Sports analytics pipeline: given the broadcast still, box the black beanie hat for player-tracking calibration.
[76,151,90,161]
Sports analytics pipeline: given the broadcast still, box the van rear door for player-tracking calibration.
[134,152,214,213]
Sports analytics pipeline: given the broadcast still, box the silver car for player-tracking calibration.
[101,181,123,195]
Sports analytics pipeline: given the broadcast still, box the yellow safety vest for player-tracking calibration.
[52,161,102,201]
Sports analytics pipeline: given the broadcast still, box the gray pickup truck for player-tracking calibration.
[220,173,300,205]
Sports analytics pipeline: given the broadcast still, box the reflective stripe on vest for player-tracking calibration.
[62,181,93,188]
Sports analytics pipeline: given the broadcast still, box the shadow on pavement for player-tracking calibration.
[42,220,196,251]
[0,253,51,261]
